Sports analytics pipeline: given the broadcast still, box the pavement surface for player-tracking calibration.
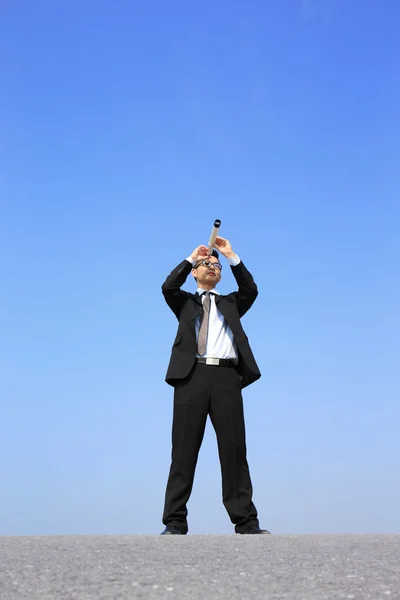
[0,534,399,600]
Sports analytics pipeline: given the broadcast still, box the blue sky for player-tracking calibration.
[1,0,399,535]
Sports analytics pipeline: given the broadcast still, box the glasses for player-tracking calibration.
[195,260,222,271]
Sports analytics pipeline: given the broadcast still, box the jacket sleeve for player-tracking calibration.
[230,261,258,318]
[161,260,193,319]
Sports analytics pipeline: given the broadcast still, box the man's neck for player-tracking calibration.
[198,284,217,292]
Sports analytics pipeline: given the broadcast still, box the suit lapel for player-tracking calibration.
[194,292,203,306]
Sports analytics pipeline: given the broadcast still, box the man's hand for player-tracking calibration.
[213,236,236,260]
[190,245,209,262]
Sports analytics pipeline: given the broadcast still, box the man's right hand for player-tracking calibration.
[190,245,209,263]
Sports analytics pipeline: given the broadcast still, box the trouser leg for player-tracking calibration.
[209,366,259,533]
[162,365,210,533]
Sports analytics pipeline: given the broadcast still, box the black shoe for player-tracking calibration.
[161,526,182,535]
[241,525,271,534]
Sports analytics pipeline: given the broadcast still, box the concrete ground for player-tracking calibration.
[1,534,399,599]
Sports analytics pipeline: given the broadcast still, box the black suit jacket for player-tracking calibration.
[162,259,261,389]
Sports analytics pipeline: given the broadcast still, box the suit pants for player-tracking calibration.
[162,363,259,534]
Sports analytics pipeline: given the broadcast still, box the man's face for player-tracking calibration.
[192,256,222,288]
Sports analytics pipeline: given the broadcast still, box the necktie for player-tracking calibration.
[197,292,211,356]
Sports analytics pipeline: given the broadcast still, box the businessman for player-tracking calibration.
[161,236,269,535]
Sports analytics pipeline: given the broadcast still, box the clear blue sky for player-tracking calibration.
[1,0,399,535]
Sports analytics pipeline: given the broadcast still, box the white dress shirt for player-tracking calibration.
[185,254,241,363]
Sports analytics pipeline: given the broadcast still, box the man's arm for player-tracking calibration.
[161,245,209,319]
[231,261,258,317]
[212,236,258,318]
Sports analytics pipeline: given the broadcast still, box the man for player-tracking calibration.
[161,236,269,535]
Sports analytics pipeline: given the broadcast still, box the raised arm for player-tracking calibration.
[230,261,258,317]
[161,245,209,318]
[212,236,258,318]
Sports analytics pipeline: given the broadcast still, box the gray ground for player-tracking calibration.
[0,535,399,600]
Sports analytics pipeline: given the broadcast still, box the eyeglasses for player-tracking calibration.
[195,260,222,271]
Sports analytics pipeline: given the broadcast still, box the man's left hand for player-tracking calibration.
[213,236,236,260]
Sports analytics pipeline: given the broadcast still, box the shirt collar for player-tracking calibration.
[197,288,220,296]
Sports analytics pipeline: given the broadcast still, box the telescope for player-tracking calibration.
[208,219,221,254]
